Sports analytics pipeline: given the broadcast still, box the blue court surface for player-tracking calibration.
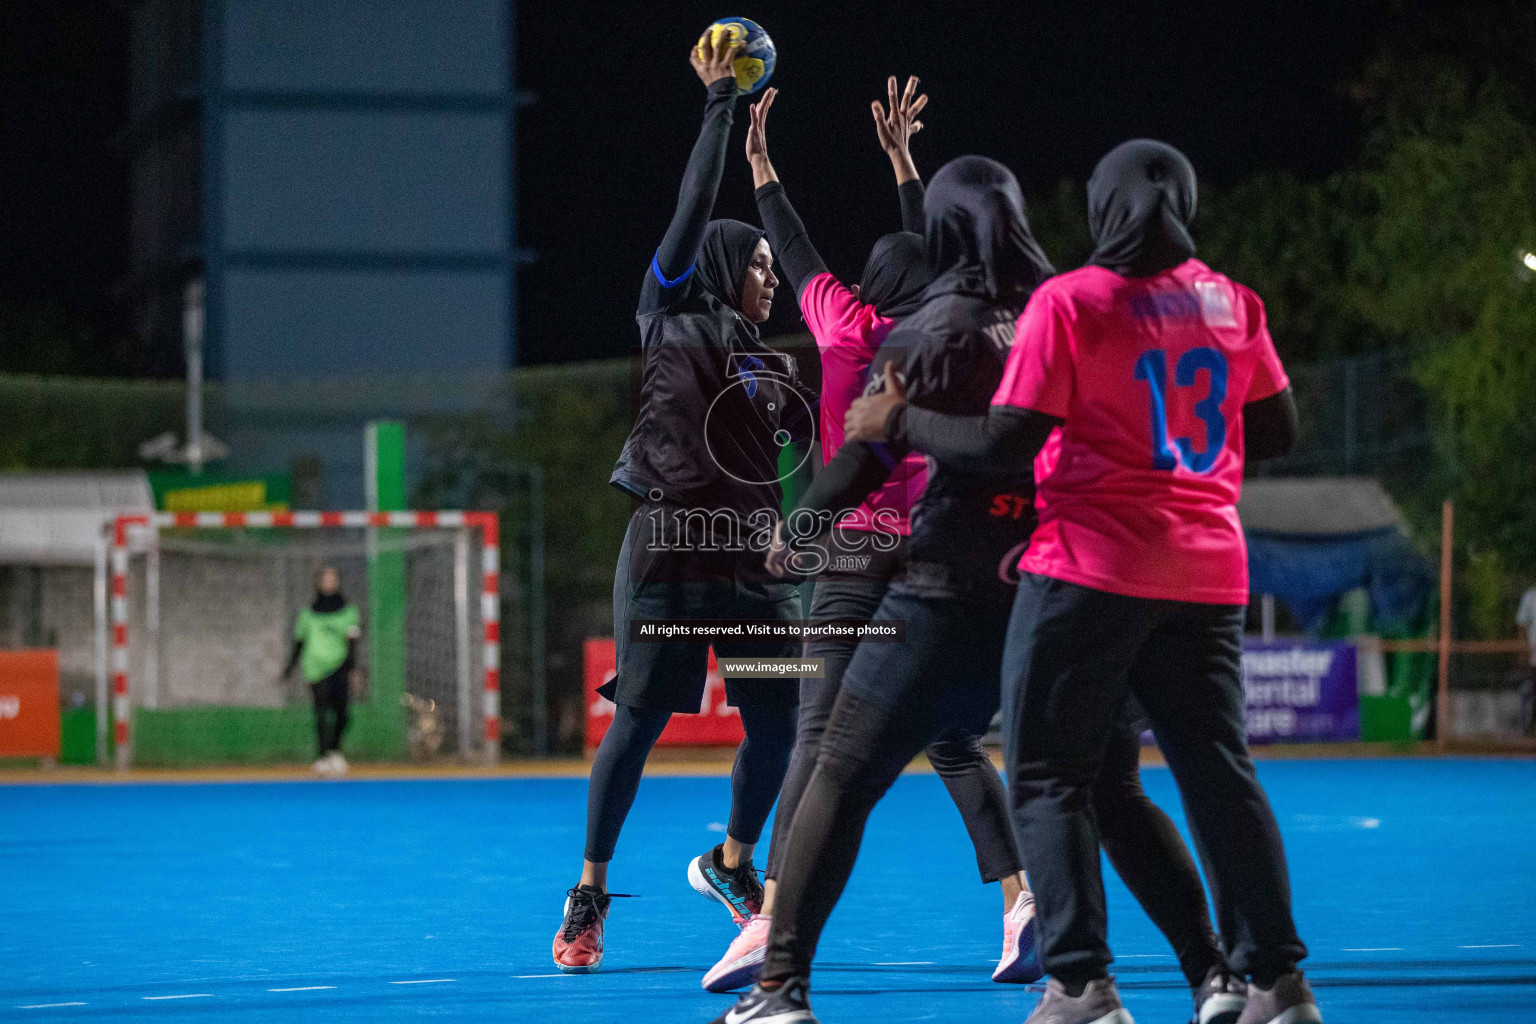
[4,758,1533,1023]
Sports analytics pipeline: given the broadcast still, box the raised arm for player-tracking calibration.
[871,75,929,232]
[747,89,829,295]
[651,33,744,285]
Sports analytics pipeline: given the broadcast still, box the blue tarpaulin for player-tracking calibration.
[1246,527,1435,635]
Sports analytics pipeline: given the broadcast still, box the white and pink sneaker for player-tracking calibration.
[993,891,1044,983]
[702,913,771,992]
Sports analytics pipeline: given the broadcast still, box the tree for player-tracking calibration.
[1345,56,1536,592]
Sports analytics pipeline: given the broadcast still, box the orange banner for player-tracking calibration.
[0,650,61,758]
[584,638,746,749]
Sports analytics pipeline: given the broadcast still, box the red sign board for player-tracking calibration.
[0,649,61,758]
[583,638,745,748]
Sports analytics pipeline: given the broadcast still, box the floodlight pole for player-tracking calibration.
[183,278,206,476]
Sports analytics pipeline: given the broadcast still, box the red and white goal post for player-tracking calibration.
[109,510,500,770]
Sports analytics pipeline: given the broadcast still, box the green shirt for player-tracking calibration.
[294,604,360,682]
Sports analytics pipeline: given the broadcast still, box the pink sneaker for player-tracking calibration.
[702,914,771,992]
[993,891,1044,983]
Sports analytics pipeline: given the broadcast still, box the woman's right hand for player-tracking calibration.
[745,87,779,188]
[872,75,927,185]
[745,87,776,163]
[871,75,927,155]
[690,26,742,88]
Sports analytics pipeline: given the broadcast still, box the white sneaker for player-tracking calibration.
[312,757,332,776]
[994,890,1044,983]
[327,751,349,776]
[703,913,771,992]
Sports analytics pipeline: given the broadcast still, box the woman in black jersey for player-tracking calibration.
[553,33,815,973]
[701,80,1035,995]
[714,156,1237,1024]
[711,154,1052,1024]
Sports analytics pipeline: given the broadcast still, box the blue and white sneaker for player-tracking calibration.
[688,844,764,927]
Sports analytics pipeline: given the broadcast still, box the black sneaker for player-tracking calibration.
[1192,965,1247,1024]
[709,977,818,1024]
[688,844,764,927]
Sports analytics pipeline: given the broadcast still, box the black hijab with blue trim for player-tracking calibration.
[689,218,767,338]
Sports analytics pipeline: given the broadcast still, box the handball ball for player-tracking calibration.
[698,17,775,95]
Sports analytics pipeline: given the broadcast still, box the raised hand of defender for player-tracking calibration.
[845,362,908,442]
[745,87,777,164]
[871,75,927,156]
[691,27,743,88]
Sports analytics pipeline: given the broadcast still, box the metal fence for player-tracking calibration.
[1254,350,1431,478]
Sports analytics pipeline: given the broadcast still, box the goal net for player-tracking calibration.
[109,511,499,768]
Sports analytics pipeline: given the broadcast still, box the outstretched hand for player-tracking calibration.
[871,75,927,157]
[845,362,908,442]
[690,26,743,88]
[745,87,777,164]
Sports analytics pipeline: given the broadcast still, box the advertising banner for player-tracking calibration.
[1241,639,1360,744]
[583,638,745,748]
[0,649,60,758]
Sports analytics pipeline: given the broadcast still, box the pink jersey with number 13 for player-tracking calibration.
[995,258,1288,605]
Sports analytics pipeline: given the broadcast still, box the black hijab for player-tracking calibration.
[922,156,1054,301]
[693,218,767,334]
[858,232,932,320]
[1088,139,1198,277]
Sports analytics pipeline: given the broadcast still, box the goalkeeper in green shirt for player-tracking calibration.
[279,566,361,776]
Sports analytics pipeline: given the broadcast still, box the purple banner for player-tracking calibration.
[1241,639,1359,744]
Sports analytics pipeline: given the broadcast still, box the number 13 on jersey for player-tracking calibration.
[1133,346,1229,473]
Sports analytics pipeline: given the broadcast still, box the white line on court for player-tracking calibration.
[874,961,934,966]
[389,979,455,985]
[1460,944,1520,948]
[514,974,573,979]
[143,994,213,1000]
[1343,947,1403,951]
[19,1004,88,1009]
[268,986,337,992]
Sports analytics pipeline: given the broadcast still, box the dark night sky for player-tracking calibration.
[516,1,1390,364]
[0,2,128,331]
[1,2,1392,372]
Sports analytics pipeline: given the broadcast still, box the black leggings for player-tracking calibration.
[762,582,1227,987]
[1005,574,1303,987]
[310,669,350,755]
[765,572,1021,886]
[584,700,797,864]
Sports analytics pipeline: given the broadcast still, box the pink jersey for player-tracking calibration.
[800,272,927,534]
[994,259,1288,604]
